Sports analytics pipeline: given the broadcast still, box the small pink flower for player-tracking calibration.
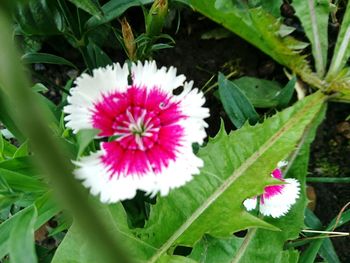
[243,161,300,218]
[64,61,209,203]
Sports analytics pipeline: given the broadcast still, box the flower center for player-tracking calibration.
[112,106,161,151]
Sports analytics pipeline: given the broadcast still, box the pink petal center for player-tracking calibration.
[261,168,285,203]
[92,86,186,178]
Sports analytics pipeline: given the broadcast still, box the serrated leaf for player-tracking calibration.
[292,0,330,77]
[52,92,326,263]
[327,1,350,80]
[218,73,259,128]
[137,92,325,262]
[223,103,326,263]
[22,53,77,69]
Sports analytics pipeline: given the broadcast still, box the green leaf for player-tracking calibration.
[0,134,4,160]
[231,76,282,108]
[300,209,350,262]
[22,53,77,69]
[275,76,296,108]
[0,90,25,142]
[67,0,102,18]
[189,235,243,262]
[32,83,49,93]
[218,73,259,128]
[76,129,99,157]
[0,168,46,193]
[188,0,323,89]
[9,206,38,263]
[0,206,37,260]
[13,140,29,158]
[14,0,64,36]
[86,42,112,68]
[327,1,350,79]
[304,209,340,263]
[86,0,153,29]
[137,92,325,262]
[292,0,330,77]
[222,102,326,263]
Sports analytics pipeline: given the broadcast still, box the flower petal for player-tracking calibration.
[64,63,129,133]
[131,61,186,94]
[243,198,257,211]
[259,178,300,218]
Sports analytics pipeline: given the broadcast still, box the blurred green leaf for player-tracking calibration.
[292,0,329,77]
[0,135,4,160]
[218,73,259,128]
[86,0,153,29]
[22,53,77,69]
[76,129,99,157]
[9,205,37,263]
[14,0,64,36]
[1,139,17,159]
[67,0,102,18]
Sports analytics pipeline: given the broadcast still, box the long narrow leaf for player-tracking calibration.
[327,1,350,79]
[218,73,259,128]
[22,53,77,69]
[292,0,329,77]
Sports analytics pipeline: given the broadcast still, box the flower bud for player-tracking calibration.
[121,17,136,60]
[145,0,168,37]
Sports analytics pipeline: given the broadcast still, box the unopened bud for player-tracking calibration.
[121,17,136,60]
[146,0,168,37]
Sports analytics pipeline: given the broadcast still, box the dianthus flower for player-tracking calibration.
[64,61,209,203]
[243,161,300,218]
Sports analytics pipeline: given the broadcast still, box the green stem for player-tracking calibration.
[307,177,350,183]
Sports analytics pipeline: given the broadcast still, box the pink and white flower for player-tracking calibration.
[64,61,209,203]
[243,161,300,218]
